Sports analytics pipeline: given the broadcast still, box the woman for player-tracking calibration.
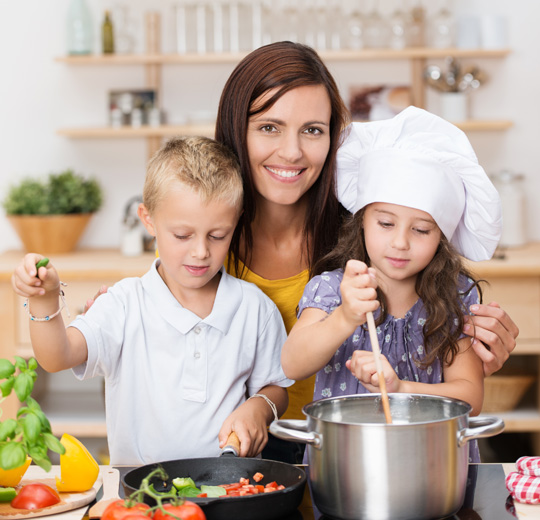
[87,42,518,463]
[214,41,518,462]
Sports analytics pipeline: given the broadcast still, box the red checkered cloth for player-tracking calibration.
[506,471,540,504]
[516,456,540,476]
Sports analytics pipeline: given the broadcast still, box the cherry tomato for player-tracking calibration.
[11,483,61,510]
[153,501,206,520]
[101,499,151,520]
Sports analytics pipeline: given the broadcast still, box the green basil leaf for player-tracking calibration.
[13,372,33,403]
[27,358,38,371]
[0,419,18,441]
[0,378,14,398]
[0,442,27,470]
[16,407,29,418]
[34,411,51,433]
[26,397,40,412]
[43,433,65,455]
[28,448,51,473]
[21,413,41,443]
[0,360,15,380]
[13,357,26,371]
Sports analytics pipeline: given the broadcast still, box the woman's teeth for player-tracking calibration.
[267,167,302,178]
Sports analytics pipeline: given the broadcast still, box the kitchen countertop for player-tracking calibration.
[22,463,539,520]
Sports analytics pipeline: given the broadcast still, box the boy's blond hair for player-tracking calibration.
[143,136,243,214]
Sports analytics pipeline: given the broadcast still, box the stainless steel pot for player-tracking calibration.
[270,393,504,520]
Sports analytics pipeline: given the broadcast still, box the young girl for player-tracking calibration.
[281,106,502,462]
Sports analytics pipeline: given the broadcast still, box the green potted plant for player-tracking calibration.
[3,169,103,254]
[0,357,65,483]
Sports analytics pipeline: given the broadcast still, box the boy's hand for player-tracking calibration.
[340,259,379,329]
[346,350,401,393]
[12,254,60,298]
[218,399,270,457]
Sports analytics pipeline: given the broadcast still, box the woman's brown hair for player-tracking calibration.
[315,209,484,368]
[216,41,350,277]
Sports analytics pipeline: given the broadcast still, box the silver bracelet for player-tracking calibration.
[24,282,70,322]
[247,393,279,422]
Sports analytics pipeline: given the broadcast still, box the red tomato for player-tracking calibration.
[11,483,61,510]
[101,499,151,520]
[153,501,206,520]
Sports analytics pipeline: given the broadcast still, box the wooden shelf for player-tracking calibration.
[57,120,512,139]
[55,47,511,65]
[57,124,215,139]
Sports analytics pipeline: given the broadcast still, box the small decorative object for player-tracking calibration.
[3,169,103,254]
[109,89,157,126]
[424,57,487,121]
[0,357,65,473]
[349,84,411,122]
[66,0,93,55]
[102,10,115,54]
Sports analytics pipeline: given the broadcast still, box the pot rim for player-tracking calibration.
[302,392,472,427]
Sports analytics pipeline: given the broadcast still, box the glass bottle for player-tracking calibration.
[428,0,455,48]
[102,10,115,54]
[66,0,93,55]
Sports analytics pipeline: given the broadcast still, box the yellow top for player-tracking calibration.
[226,256,315,420]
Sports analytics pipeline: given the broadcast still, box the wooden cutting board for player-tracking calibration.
[0,466,98,520]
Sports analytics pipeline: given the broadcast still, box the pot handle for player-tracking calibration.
[457,416,505,447]
[269,419,322,448]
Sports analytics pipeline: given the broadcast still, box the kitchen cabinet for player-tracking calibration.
[464,243,540,452]
[0,249,154,438]
[55,47,513,160]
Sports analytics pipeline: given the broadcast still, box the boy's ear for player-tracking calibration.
[138,204,156,236]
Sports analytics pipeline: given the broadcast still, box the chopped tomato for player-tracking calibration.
[252,472,264,482]
[10,483,61,510]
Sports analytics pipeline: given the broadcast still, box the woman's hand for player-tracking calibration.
[464,302,519,376]
[82,286,108,314]
[346,350,401,393]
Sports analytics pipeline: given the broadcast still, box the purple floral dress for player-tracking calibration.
[299,269,482,463]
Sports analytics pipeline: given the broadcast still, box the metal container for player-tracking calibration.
[270,393,504,520]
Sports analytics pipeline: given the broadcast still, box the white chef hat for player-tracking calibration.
[336,106,502,261]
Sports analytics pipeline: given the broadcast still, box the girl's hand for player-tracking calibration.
[11,254,60,298]
[218,399,270,457]
[340,259,379,329]
[346,350,401,393]
[82,286,108,314]
[464,302,519,376]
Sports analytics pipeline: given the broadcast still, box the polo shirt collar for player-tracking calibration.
[142,260,242,335]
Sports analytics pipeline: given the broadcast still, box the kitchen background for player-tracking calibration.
[0,0,539,463]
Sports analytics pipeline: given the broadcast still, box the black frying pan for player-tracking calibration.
[121,457,306,520]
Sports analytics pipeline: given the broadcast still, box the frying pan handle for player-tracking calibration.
[269,420,322,449]
[221,431,241,456]
[457,416,505,447]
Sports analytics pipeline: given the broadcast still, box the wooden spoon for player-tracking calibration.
[88,466,120,519]
[366,311,392,424]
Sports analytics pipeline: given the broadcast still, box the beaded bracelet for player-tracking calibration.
[247,393,279,422]
[24,282,70,322]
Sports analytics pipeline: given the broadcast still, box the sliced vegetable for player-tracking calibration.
[0,457,31,487]
[200,485,227,498]
[55,433,99,492]
[0,487,17,502]
[11,483,60,510]
[36,258,49,270]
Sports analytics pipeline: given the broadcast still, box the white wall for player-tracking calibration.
[1,0,539,255]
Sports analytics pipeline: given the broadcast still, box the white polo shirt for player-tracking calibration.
[70,260,292,465]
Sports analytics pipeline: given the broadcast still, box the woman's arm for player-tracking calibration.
[464,302,519,376]
[347,337,484,415]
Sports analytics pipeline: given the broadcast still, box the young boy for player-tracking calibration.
[12,136,292,465]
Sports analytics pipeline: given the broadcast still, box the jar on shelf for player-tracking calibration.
[66,0,93,55]
[491,170,527,248]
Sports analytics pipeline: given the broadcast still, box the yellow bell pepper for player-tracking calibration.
[0,457,31,487]
[55,434,99,492]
